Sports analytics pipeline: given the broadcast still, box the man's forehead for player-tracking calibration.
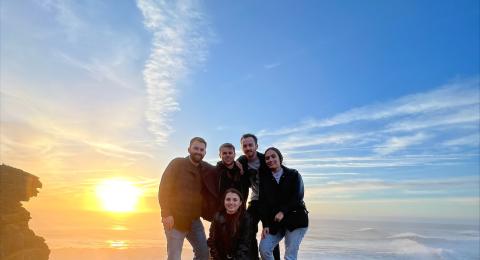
[190,141,206,148]
[220,147,235,152]
[241,137,256,144]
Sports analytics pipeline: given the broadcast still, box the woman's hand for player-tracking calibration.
[274,211,284,222]
[261,227,270,239]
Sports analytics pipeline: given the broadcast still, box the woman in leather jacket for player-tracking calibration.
[259,147,308,260]
[208,188,252,260]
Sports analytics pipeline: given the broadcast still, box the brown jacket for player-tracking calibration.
[158,157,204,231]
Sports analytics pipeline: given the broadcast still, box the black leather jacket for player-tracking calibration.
[208,212,252,260]
[259,166,309,234]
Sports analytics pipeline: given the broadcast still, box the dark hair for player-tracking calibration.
[240,133,258,145]
[219,188,245,240]
[264,147,283,164]
[190,137,207,147]
[219,143,235,152]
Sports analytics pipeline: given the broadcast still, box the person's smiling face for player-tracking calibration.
[224,192,242,214]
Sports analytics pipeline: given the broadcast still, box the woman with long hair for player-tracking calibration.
[259,147,308,260]
[208,188,251,260]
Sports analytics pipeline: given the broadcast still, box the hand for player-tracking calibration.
[235,161,244,175]
[261,227,270,239]
[274,212,284,222]
[162,216,174,231]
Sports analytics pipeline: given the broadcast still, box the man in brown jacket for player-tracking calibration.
[159,137,210,260]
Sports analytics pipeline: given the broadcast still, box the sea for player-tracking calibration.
[31,214,479,260]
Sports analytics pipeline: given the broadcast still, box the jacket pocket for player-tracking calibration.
[284,207,309,230]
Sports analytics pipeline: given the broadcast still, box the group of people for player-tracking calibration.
[158,134,309,260]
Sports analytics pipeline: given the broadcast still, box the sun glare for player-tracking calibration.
[96,179,141,213]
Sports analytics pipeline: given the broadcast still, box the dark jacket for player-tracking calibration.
[208,211,252,260]
[237,152,270,202]
[158,157,204,231]
[200,162,220,222]
[259,166,308,234]
[217,161,250,204]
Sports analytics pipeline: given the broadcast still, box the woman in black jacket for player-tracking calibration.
[259,147,308,260]
[208,188,251,260]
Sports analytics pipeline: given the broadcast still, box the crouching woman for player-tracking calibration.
[208,188,251,260]
[259,147,309,260]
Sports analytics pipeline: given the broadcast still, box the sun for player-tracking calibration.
[96,179,141,213]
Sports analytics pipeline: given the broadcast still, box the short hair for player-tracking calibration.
[219,143,235,152]
[190,137,207,147]
[240,133,258,145]
[264,147,283,164]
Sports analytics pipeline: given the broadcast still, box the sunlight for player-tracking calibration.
[96,179,141,213]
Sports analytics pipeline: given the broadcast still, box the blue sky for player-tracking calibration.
[1,0,479,222]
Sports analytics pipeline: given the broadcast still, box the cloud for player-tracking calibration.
[443,134,480,147]
[259,77,479,137]
[136,0,210,145]
[257,77,479,170]
[305,176,479,200]
[374,132,430,155]
[264,62,282,70]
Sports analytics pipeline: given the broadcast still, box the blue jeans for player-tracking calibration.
[259,227,307,260]
[164,218,209,260]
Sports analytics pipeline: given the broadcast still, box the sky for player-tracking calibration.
[1,0,479,225]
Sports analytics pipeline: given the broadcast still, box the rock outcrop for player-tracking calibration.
[0,164,50,260]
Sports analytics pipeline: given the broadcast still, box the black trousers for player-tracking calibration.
[247,200,280,260]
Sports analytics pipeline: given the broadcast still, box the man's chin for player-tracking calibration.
[191,156,203,163]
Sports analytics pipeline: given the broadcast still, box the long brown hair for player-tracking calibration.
[219,188,245,238]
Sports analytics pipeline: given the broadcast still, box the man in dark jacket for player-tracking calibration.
[237,134,280,260]
[200,143,248,222]
[217,143,249,203]
[158,137,209,260]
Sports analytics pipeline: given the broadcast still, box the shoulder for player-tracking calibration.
[237,155,247,163]
[257,152,265,159]
[166,157,186,169]
[282,166,300,177]
[172,157,187,164]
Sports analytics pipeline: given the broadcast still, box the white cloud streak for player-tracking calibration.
[374,132,430,155]
[136,0,209,145]
[259,78,479,137]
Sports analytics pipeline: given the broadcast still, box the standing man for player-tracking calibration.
[238,134,280,260]
[200,143,248,222]
[159,137,210,260]
[217,143,249,202]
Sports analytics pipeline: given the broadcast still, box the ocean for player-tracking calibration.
[32,214,479,259]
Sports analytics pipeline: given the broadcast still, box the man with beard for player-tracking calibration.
[237,134,280,260]
[158,137,209,260]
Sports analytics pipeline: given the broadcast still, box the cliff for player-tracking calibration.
[0,164,50,260]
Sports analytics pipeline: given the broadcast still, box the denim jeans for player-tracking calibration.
[248,201,281,260]
[164,218,209,260]
[259,227,307,260]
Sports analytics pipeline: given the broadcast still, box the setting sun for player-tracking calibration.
[96,179,141,212]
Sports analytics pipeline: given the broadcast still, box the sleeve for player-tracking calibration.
[158,159,178,217]
[234,214,252,260]
[207,216,219,259]
[279,171,304,214]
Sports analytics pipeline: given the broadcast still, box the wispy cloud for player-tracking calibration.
[374,132,430,155]
[258,77,479,137]
[264,62,282,70]
[306,176,479,201]
[136,0,210,145]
